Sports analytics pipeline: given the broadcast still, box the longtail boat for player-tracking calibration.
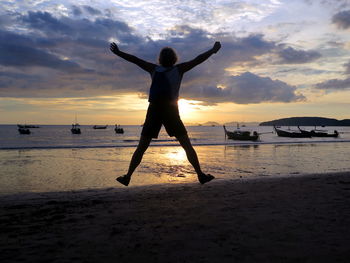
[274,126,311,138]
[298,126,338,138]
[223,125,259,141]
[71,123,81,134]
[17,124,40,128]
[311,130,339,137]
[115,124,124,134]
[71,115,81,134]
[93,125,108,129]
[18,128,31,134]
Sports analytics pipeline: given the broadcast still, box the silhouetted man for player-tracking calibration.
[110,41,221,186]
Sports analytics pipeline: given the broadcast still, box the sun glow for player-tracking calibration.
[165,148,188,165]
[178,99,202,121]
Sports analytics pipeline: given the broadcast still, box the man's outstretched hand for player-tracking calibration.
[110,42,120,55]
[212,41,221,54]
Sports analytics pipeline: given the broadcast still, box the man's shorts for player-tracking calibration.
[141,103,188,139]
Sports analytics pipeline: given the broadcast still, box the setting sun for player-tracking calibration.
[178,99,202,120]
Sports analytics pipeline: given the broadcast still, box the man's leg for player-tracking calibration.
[176,134,214,184]
[117,135,152,186]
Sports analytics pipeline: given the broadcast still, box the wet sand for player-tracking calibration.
[1,172,350,263]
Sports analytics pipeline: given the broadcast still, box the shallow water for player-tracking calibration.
[1,142,350,195]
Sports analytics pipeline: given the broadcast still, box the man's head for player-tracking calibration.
[158,47,178,67]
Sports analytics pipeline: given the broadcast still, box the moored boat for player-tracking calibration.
[71,123,81,134]
[223,125,259,141]
[18,128,31,134]
[297,126,312,136]
[17,124,40,128]
[71,115,81,134]
[310,130,339,137]
[115,124,124,134]
[274,126,311,138]
[298,126,339,138]
[93,125,108,129]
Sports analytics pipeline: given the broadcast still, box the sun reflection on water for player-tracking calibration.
[164,148,187,165]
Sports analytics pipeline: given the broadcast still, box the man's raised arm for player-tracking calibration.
[110,42,155,73]
[178,42,221,74]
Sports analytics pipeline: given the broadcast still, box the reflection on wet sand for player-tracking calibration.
[1,142,350,194]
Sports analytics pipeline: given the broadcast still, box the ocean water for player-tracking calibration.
[1,124,350,149]
[1,124,350,194]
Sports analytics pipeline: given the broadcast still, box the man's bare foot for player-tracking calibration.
[116,175,131,186]
[198,174,215,184]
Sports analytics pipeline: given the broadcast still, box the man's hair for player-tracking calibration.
[158,47,178,67]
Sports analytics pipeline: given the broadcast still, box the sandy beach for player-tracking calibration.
[1,172,350,263]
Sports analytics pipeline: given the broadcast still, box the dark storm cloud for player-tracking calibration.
[332,10,350,29]
[277,47,321,64]
[182,72,305,104]
[0,9,307,104]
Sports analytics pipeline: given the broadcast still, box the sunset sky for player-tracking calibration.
[1,0,350,125]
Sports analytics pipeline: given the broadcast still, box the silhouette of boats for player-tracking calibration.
[311,130,339,137]
[17,124,40,128]
[71,123,81,134]
[274,126,311,138]
[115,124,124,134]
[18,128,31,134]
[298,126,339,138]
[71,115,81,134]
[223,125,259,141]
[93,125,108,129]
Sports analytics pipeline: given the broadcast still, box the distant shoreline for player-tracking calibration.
[260,116,350,126]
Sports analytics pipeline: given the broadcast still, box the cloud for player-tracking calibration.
[315,78,350,90]
[0,30,86,73]
[0,10,152,98]
[0,9,308,105]
[182,72,305,104]
[105,0,281,37]
[313,59,350,91]
[276,46,321,64]
[224,34,276,63]
[344,60,350,75]
[72,5,105,17]
[0,10,142,74]
[21,11,72,35]
[83,6,102,16]
[0,71,41,90]
[20,11,134,41]
[72,5,83,16]
[332,10,350,29]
